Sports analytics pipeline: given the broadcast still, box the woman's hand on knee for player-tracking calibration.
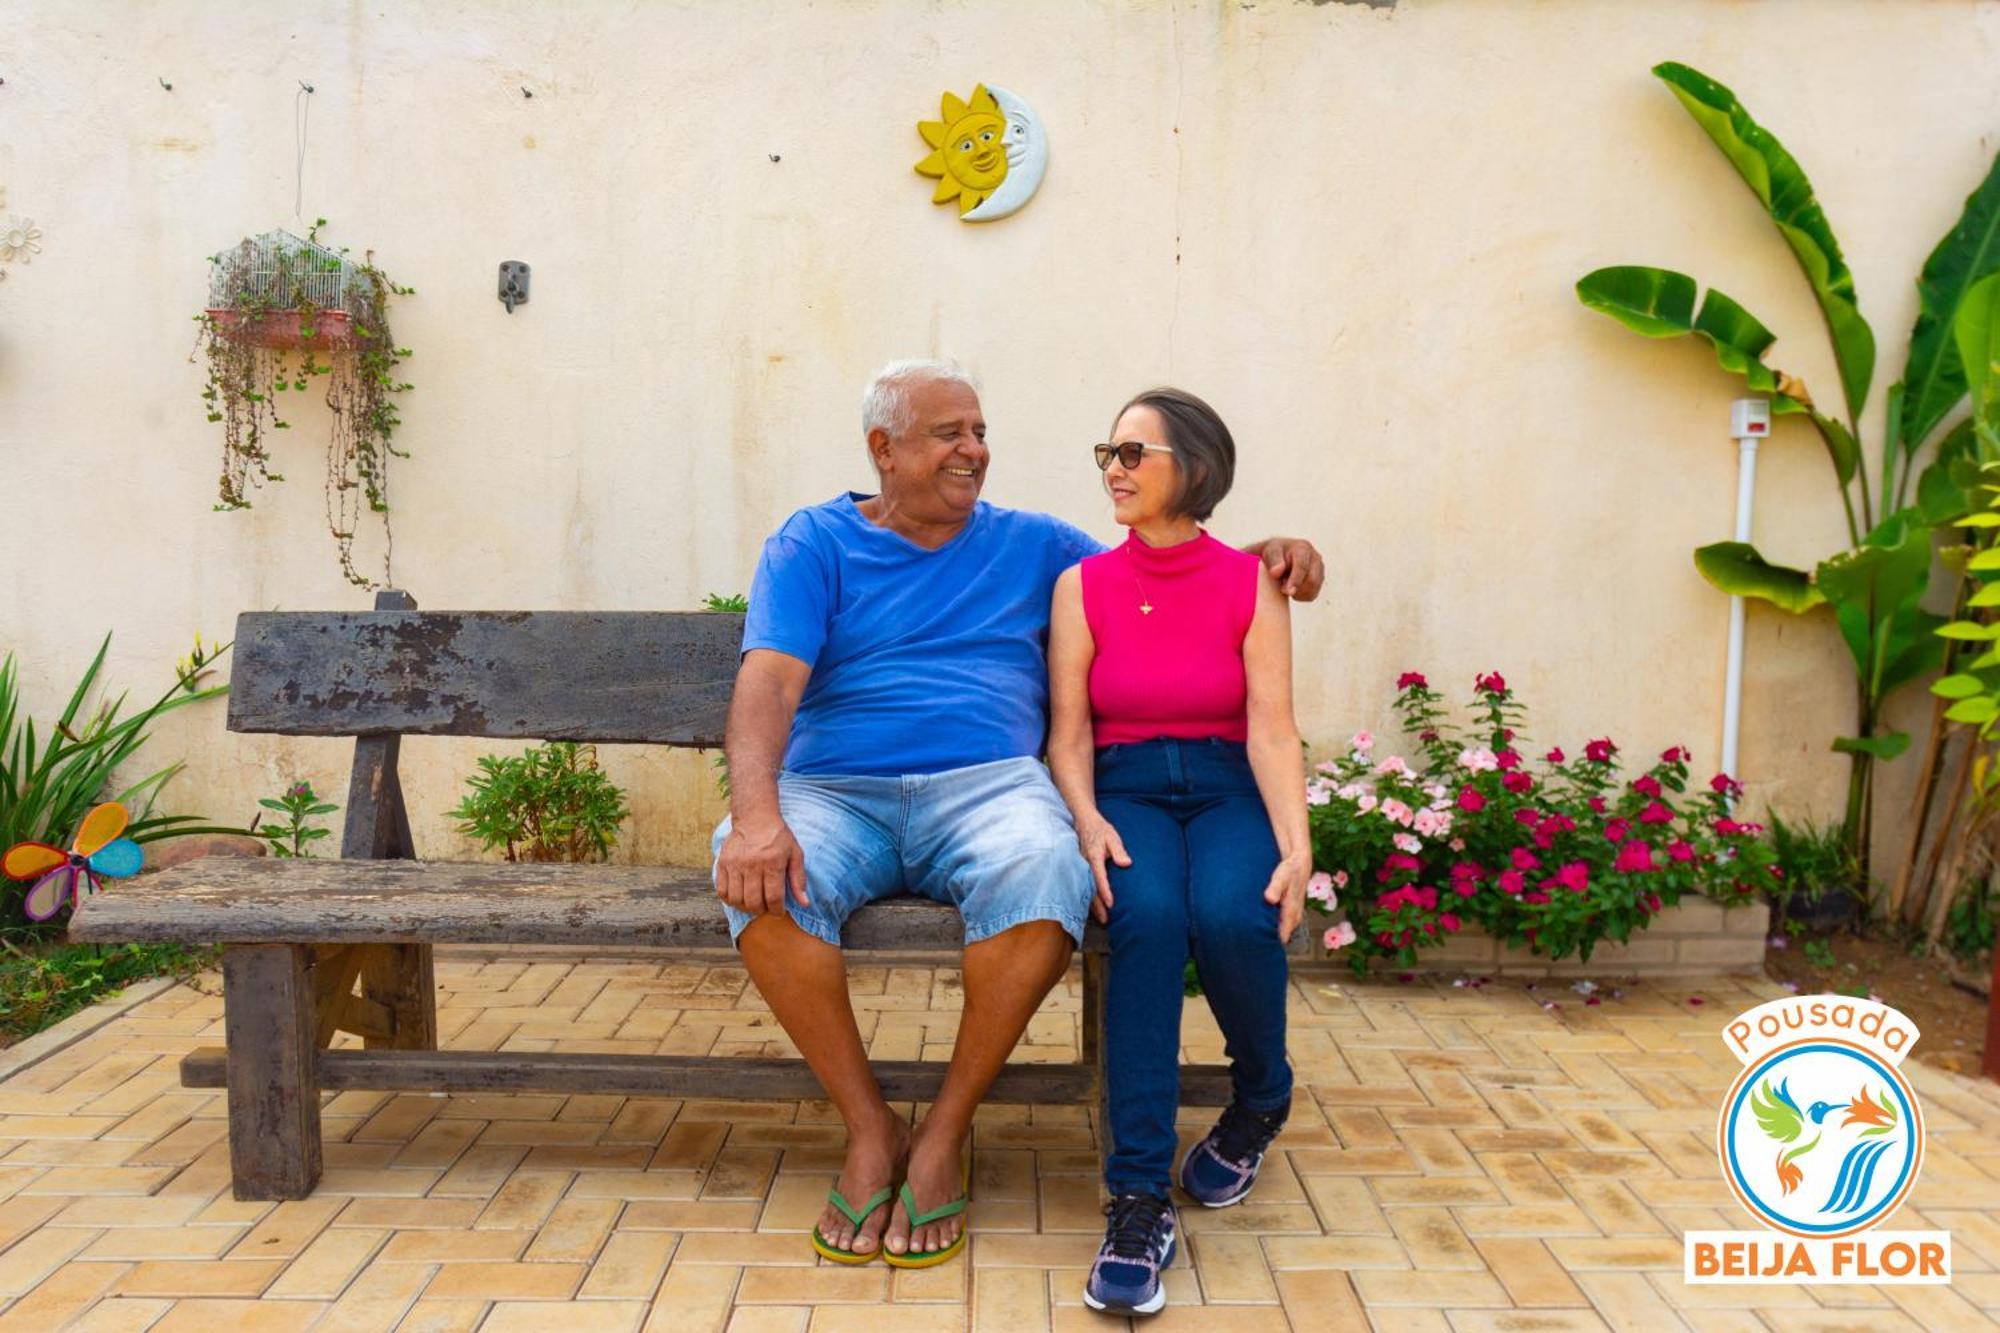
[1075,815,1131,923]
[1264,852,1313,943]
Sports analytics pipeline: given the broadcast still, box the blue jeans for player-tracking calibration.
[1097,738,1293,1198]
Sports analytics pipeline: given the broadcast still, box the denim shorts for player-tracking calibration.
[712,756,1094,949]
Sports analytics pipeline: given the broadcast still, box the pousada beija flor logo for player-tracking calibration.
[1686,995,1951,1284]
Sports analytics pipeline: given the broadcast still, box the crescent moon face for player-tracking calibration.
[964,86,1047,222]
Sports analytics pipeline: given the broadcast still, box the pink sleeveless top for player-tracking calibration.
[1079,531,1261,748]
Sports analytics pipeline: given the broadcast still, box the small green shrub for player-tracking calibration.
[1944,877,1994,963]
[450,742,628,863]
[0,942,215,1044]
[257,781,339,858]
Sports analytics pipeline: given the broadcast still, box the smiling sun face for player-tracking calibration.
[916,86,1009,215]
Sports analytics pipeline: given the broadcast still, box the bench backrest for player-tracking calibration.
[227,597,743,745]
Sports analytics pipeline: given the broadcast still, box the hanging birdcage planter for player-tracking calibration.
[194,220,415,589]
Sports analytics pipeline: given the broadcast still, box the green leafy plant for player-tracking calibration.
[257,782,338,859]
[0,942,214,1044]
[1802,937,1837,969]
[1766,811,1863,924]
[195,218,415,588]
[1576,61,2000,881]
[2,636,241,935]
[702,592,749,613]
[451,742,629,863]
[1943,876,1994,963]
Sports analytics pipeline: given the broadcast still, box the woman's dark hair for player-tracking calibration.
[1112,386,1236,522]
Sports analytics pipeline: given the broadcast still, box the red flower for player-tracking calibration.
[1476,672,1508,694]
[1614,840,1656,874]
[1585,738,1617,764]
[1523,890,1551,904]
[1633,775,1662,797]
[1502,771,1534,795]
[1710,773,1744,797]
[1714,818,1743,837]
[1662,745,1689,764]
[1514,808,1540,827]
[1438,912,1462,934]
[1510,847,1541,871]
[1637,800,1674,825]
[1419,729,1439,743]
[1498,869,1527,895]
[1457,787,1486,813]
[1587,796,1607,814]
[1386,852,1421,874]
[1500,728,1516,742]
[1451,880,1477,898]
[1495,749,1522,771]
[1450,861,1484,883]
[1604,817,1631,844]
[1555,861,1590,894]
[1397,672,1428,691]
[1544,747,1565,764]
[1645,892,1663,913]
[1667,840,1696,863]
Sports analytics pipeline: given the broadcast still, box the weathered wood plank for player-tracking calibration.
[222,945,321,1200]
[309,946,367,1048]
[73,859,1113,953]
[226,610,742,743]
[178,1047,1238,1104]
[358,943,436,1049]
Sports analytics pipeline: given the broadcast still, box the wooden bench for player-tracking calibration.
[71,592,1268,1200]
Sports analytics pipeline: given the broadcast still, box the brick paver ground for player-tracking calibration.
[0,950,1996,1331]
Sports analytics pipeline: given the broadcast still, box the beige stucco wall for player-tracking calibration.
[4,0,1998,870]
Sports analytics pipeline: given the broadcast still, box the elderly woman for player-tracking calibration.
[1046,387,1310,1317]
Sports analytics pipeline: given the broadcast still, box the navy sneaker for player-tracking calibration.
[1083,1193,1178,1316]
[1177,1100,1288,1207]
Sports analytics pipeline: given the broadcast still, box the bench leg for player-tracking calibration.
[1082,950,1112,1171]
[223,944,322,1200]
[359,944,437,1050]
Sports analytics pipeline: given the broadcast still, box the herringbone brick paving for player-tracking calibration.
[0,952,1996,1330]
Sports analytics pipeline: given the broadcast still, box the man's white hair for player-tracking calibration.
[860,358,979,438]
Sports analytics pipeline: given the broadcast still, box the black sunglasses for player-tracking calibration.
[1093,441,1175,471]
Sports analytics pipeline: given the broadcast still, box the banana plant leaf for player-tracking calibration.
[1915,418,1981,525]
[1693,541,1825,613]
[1654,61,1875,422]
[1833,732,1913,760]
[1816,509,1941,695]
[1956,270,2000,425]
[1901,150,2000,453]
[1576,266,1857,483]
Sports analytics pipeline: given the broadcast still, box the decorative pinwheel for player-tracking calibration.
[2,802,144,921]
[1749,1077,1822,1196]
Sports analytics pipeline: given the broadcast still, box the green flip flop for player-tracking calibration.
[883,1169,971,1269]
[811,1184,895,1264]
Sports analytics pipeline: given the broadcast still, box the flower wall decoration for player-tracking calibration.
[0,213,42,268]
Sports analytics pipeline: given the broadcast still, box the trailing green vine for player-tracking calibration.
[194,218,414,588]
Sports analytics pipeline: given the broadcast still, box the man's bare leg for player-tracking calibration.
[739,913,908,1255]
[885,920,1074,1257]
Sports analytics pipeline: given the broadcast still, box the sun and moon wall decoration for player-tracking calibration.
[914,84,1047,223]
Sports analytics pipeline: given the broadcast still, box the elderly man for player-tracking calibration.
[713,360,1322,1266]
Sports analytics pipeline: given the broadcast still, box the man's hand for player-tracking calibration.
[1260,537,1326,602]
[716,812,809,915]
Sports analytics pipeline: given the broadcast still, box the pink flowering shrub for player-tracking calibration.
[1308,672,1778,975]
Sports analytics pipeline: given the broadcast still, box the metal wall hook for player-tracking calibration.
[499,261,530,313]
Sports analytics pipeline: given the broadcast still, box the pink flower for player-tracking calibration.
[1587,796,1607,814]
[1374,754,1412,777]
[1350,730,1375,752]
[1614,840,1657,874]
[1604,817,1631,844]
[1495,749,1523,771]
[1393,833,1423,855]
[1633,775,1662,797]
[1412,808,1448,838]
[1637,800,1674,825]
[1324,921,1357,950]
[1544,747,1565,764]
[1645,892,1663,913]
[1714,818,1743,837]
[1509,847,1541,871]
[1661,745,1690,764]
[1514,808,1540,827]
[1384,852,1421,875]
[1585,738,1617,764]
[1357,794,1379,814]
[1523,890,1551,904]
[1501,771,1534,795]
[1306,872,1336,904]
[1332,870,1349,889]
[1668,840,1696,863]
[1451,879,1478,898]
[1397,672,1428,691]
[1710,773,1744,797]
[1498,869,1527,895]
[1459,746,1499,773]
[1448,837,1465,852]
[1438,913,1462,934]
[1379,798,1415,827]
[1476,671,1508,694]
[1554,861,1590,894]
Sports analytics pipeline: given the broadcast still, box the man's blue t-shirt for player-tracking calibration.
[743,494,1106,776]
